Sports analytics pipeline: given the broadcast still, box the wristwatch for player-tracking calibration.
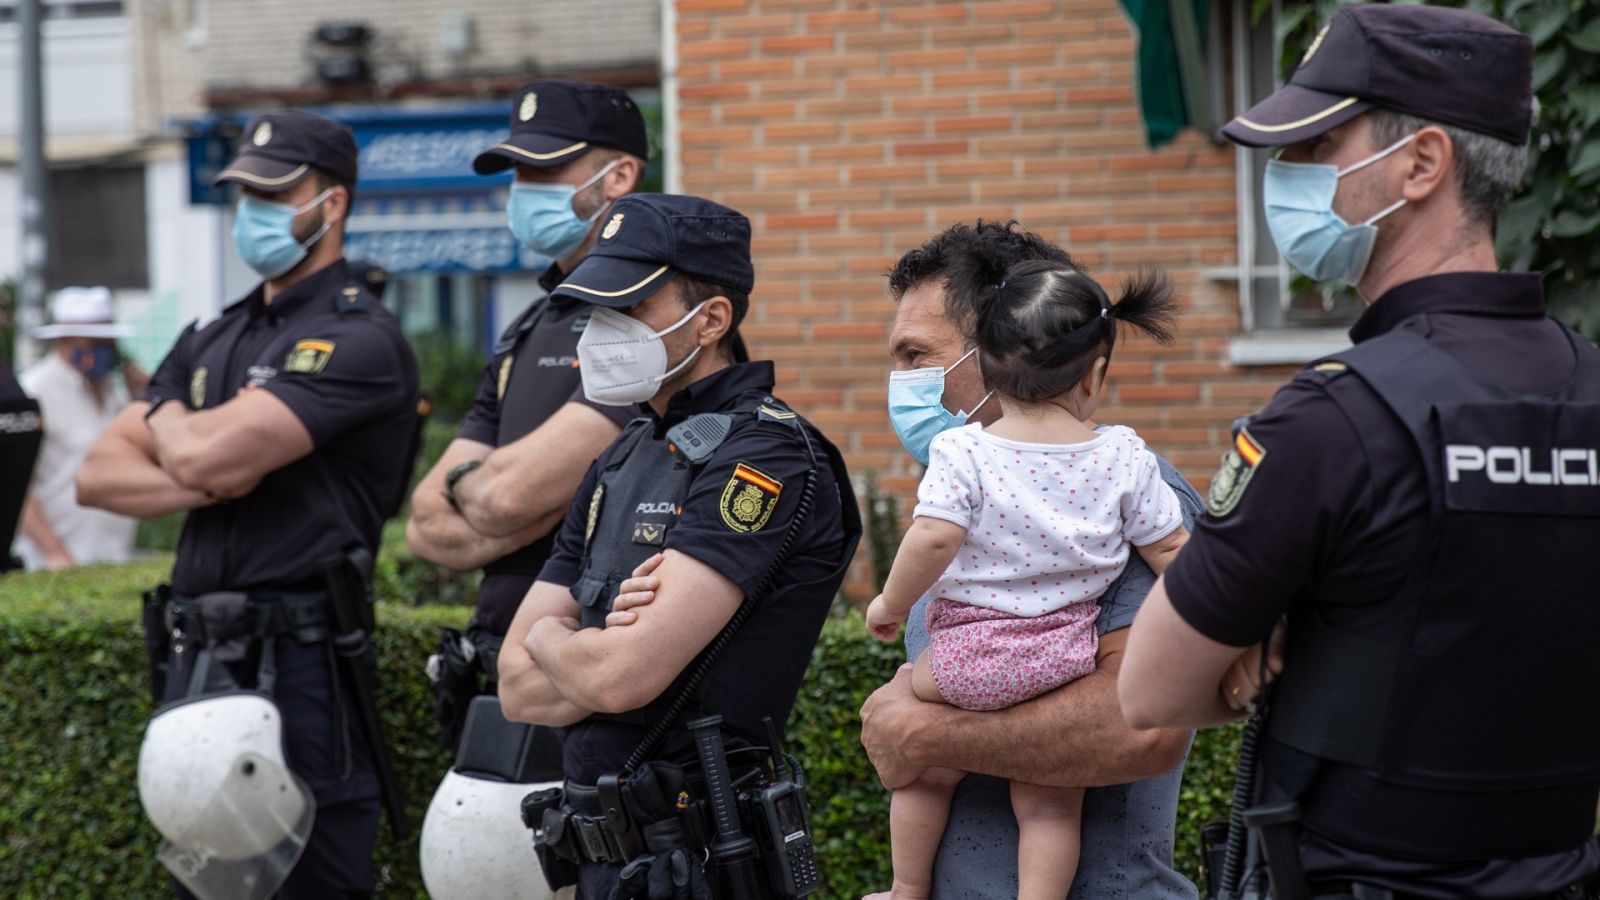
[443,459,484,512]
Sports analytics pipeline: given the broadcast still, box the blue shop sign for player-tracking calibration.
[184,102,536,273]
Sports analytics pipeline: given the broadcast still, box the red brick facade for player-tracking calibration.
[674,0,1299,597]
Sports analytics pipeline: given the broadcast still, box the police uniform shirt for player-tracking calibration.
[0,363,24,404]
[455,263,638,634]
[1164,272,1599,892]
[537,360,853,779]
[144,259,420,595]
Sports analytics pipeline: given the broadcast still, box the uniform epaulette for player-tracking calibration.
[1296,360,1349,383]
[756,402,801,428]
[335,283,374,314]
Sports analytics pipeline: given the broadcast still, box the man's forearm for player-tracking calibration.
[406,495,549,571]
[19,495,69,557]
[526,618,637,714]
[905,666,1189,787]
[76,433,209,518]
[453,454,569,539]
[498,645,594,727]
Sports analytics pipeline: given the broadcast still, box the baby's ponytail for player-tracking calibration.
[1106,267,1179,346]
[975,261,1179,404]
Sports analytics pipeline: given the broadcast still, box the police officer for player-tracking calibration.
[406,80,649,745]
[496,193,860,899]
[0,362,41,571]
[77,110,420,899]
[1119,5,1600,898]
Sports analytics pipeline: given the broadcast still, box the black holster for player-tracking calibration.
[428,626,502,749]
[140,584,173,703]
[533,763,715,900]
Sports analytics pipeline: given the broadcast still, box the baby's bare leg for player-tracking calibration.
[865,653,962,900]
[1011,781,1085,900]
[867,765,965,900]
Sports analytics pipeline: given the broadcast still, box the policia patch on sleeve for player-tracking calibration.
[1207,427,1267,517]
[284,339,336,374]
[720,463,783,533]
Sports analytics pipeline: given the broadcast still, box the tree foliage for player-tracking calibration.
[1265,0,1600,339]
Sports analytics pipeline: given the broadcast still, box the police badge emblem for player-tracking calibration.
[189,367,208,409]
[720,463,782,533]
[519,92,538,122]
[497,356,513,402]
[253,122,272,146]
[585,484,604,544]
[1207,427,1266,517]
[601,213,624,241]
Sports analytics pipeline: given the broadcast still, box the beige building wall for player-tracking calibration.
[127,0,662,135]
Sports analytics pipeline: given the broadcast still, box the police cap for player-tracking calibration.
[472,80,649,175]
[214,110,358,192]
[551,193,753,315]
[1223,4,1534,148]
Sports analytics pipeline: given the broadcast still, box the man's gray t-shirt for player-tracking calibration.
[903,455,1202,899]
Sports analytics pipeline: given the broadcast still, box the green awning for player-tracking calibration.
[1122,0,1212,149]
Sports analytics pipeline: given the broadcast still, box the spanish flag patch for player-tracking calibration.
[720,462,783,533]
[284,338,335,374]
[1207,427,1266,518]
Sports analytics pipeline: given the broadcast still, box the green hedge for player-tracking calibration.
[0,558,1240,898]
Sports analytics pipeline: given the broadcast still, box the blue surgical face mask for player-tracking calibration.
[232,188,334,279]
[506,159,619,259]
[1263,133,1415,285]
[71,343,119,381]
[887,347,994,465]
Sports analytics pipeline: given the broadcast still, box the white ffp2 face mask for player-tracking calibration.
[576,301,708,406]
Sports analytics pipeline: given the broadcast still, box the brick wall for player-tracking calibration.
[674,0,1299,596]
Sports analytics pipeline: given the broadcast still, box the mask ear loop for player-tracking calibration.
[946,346,992,418]
[574,158,623,226]
[945,346,979,374]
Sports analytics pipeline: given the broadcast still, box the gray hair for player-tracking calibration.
[1367,108,1527,233]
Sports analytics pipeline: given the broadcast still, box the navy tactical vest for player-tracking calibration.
[1266,317,1600,860]
[568,388,859,745]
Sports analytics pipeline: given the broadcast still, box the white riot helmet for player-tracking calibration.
[420,694,567,899]
[421,769,560,900]
[137,692,315,900]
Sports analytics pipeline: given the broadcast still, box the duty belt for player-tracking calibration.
[167,590,334,646]
[548,779,637,865]
[1310,880,1600,900]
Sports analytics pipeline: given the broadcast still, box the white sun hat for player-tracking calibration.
[31,286,133,340]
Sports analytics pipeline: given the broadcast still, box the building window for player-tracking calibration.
[46,163,148,290]
[1223,0,1361,360]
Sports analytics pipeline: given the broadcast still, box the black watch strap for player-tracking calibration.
[444,459,484,512]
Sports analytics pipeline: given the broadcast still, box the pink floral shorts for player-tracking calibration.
[924,599,1099,711]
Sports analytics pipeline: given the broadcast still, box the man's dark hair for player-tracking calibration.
[887,220,1081,339]
[675,273,748,357]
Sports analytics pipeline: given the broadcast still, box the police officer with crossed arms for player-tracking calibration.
[408,80,650,745]
[78,110,419,899]
[497,193,860,899]
[1120,6,1600,898]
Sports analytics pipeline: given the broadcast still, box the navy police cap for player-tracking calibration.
[551,194,754,313]
[214,110,358,192]
[1223,4,1533,148]
[473,80,650,175]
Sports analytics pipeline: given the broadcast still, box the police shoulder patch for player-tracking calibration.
[1207,427,1267,517]
[189,367,208,408]
[284,339,335,374]
[720,462,783,533]
[497,355,513,402]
